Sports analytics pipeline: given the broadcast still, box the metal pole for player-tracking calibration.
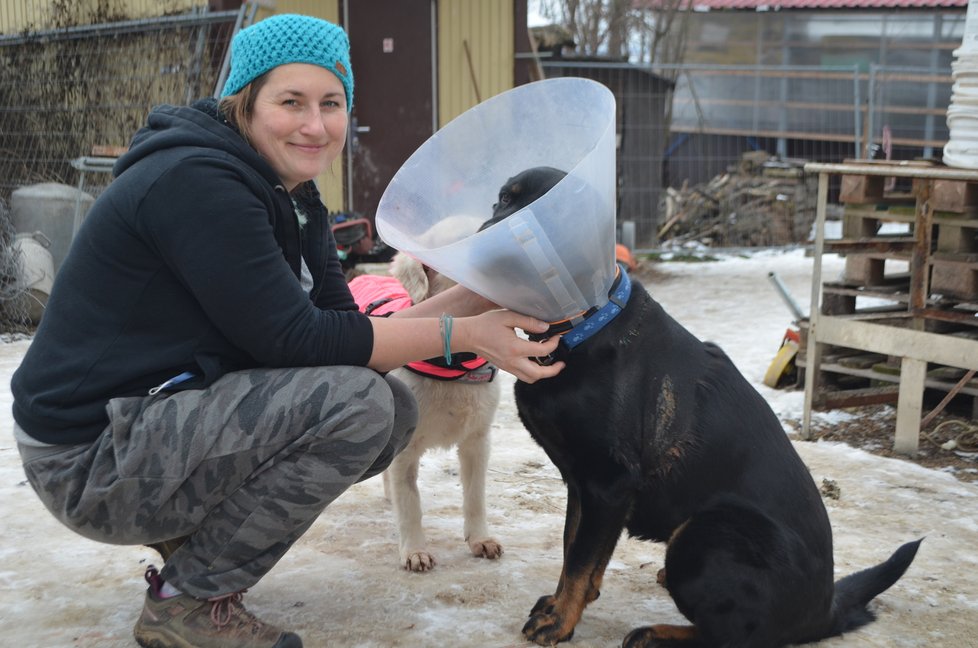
[853,64,862,160]
[767,271,805,321]
[866,64,877,159]
[213,3,248,97]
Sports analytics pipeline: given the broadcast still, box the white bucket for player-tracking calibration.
[946,5,978,169]
[12,232,55,325]
[375,78,618,322]
[952,80,978,99]
[960,0,978,53]
[944,138,978,169]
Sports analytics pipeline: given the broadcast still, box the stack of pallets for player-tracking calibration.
[801,160,978,453]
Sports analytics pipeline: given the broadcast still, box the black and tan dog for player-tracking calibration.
[483,167,921,647]
[479,166,567,232]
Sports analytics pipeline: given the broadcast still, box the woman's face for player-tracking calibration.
[249,63,349,191]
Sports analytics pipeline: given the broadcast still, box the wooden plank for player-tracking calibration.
[911,180,934,312]
[822,310,912,323]
[840,174,884,203]
[841,159,937,169]
[824,237,917,253]
[919,308,978,328]
[930,259,978,300]
[814,316,978,370]
[842,203,978,226]
[935,222,978,254]
[90,144,128,157]
[931,179,978,213]
[816,385,900,408]
[670,124,863,144]
[802,362,978,397]
[802,171,830,441]
[807,162,978,182]
[895,357,927,454]
[822,281,912,300]
[843,256,885,285]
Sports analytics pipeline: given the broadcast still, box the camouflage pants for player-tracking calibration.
[18,366,417,598]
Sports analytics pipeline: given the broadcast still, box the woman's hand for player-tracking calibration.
[452,310,565,384]
[369,287,565,382]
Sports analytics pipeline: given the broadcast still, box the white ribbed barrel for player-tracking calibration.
[945,0,978,168]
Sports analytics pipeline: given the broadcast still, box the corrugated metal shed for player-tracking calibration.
[438,0,514,126]
[684,0,966,8]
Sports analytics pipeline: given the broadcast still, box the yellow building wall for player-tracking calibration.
[438,0,514,127]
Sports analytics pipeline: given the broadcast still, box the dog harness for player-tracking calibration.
[529,263,632,364]
[348,273,498,383]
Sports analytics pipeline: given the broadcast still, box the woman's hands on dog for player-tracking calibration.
[453,310,565,384]
[369,285,564,382]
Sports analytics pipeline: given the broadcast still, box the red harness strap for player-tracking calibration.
[406,356,496,382]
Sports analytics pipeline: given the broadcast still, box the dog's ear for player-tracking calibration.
[390,252,430,304]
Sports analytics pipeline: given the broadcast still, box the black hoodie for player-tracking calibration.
[11,99,374,445]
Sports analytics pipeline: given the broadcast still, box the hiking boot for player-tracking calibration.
[133,566,302,648]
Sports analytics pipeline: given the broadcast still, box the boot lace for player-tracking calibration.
[207,590,262,630]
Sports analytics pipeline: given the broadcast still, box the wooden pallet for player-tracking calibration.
[831,177,978,298]
[804,161,978,452]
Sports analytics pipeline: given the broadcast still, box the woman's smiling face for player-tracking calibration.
[248,63,349,191]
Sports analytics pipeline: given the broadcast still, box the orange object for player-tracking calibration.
[615,243,637,271]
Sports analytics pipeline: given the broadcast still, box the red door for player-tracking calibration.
[344,0,435,229]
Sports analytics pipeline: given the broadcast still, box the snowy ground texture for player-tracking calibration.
[1,248,976,648]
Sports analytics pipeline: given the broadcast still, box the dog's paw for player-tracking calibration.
[622,624,697,647]
[403,551,436,572]
[622,627,656,648]
[468,537,503,559]
[522,611,575,645]
[529,594,556,616]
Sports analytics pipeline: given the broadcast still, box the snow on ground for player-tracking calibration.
[1,248,976,647]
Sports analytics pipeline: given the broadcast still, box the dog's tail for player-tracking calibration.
[824,538,922,637]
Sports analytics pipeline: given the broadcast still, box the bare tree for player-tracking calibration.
[639,0,692,66]
[534,0,691,66]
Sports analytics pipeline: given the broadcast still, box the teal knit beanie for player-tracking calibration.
[221,14,354,112]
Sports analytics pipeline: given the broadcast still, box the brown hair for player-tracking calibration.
[218,71,270,146]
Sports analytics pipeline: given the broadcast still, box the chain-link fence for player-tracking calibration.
[0,4,252,332]
[0,7,245,203]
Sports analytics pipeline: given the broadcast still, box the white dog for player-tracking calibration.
[350,251,503,571]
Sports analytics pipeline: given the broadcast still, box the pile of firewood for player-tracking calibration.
[658,152,817,248]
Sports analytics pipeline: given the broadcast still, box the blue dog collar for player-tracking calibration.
[562,264,631,350]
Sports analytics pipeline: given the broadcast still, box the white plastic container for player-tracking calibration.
[375,77,617,322]
[947,0,978,168]
[10,182,94,273]
[12,232,55,324]
[943,139,978,168]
